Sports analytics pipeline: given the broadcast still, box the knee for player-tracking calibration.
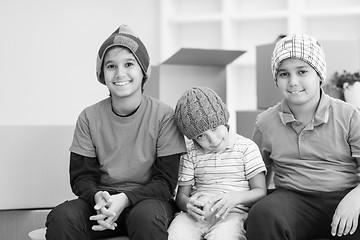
[129,200,158,224]
[246,199,282,229]
[128,199,171,229]
[46,199,91,229]
[46,202,70,227]
[248,200,267,220]
[168,213,195,239]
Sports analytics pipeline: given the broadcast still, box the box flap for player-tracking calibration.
[163,48,246,66]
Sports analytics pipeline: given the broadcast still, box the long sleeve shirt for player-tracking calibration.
[69,95,186,206]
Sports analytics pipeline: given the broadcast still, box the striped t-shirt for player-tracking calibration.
[178,132,266,196]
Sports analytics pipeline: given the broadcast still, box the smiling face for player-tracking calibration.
[276,58,321,108]
[195,125,229,152]
[103,46,144,100]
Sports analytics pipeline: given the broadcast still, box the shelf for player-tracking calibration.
[161,0,360,62]
[167,22,222,50]
[303,7,360,17]
[160,0,360,130]
[168,14,223,23]
[230,0,287,13]
[304,16,360,40]
[230,11,288,20]
[171,0,222,16]
[302,0,360,10]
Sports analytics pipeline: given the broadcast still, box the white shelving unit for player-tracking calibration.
[159,0,360,130]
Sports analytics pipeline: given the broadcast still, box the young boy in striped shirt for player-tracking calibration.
[168,87,267,240]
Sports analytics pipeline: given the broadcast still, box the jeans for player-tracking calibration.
[45,198,176,240]
[245,188,360,240]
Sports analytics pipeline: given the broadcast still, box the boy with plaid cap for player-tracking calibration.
[45,24,186,240]
[246,34,360,240]
[168,87,266,240]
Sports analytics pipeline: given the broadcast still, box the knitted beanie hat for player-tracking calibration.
[174,87,229,140]
[96,24,151,85]
[271,34,327,82]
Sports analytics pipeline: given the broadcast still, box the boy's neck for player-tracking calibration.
[292,109,315,126]
[111,94,142,116]
[289,99,320,125]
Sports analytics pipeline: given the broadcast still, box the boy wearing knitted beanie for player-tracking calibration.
[246,34,360,240]
[168,87,266,240]
[45,25,186,240]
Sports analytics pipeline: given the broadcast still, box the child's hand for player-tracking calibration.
[90,208,117,231]
[94,191,113,211]
[186,192,206,221]
[208,192,239,220]
[91,191,117,230]
[331,189,360,237]
[90,191,129,231]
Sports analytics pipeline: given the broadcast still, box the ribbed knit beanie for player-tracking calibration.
[96,24,151,85]
[271,34,327,82]
[174,87,229,140]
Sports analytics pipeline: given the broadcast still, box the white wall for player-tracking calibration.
[0,0,160,125]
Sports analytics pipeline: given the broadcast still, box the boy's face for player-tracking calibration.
[276,58,321,107]
[103,47,144,99]
[194,125,229,152]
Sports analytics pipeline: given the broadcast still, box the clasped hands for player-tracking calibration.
[89,191,129,231]
[186,192,239,222]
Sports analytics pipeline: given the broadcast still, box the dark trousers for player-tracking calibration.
[245,188,360,240]
[45,198,177,240]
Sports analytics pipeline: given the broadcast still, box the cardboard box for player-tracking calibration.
[145,48,246,108]
[256,39,360,109]
[256,43,281,110]
[236,110,263,139]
